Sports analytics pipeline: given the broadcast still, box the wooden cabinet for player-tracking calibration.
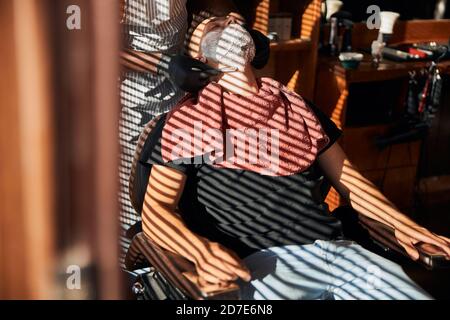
[315,20,450,213]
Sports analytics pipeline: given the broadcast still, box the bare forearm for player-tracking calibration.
[319,143,418,229]
[339,163,417,228]
[142,199,209,264]
[319,143,450,259]
[120,49,161,74]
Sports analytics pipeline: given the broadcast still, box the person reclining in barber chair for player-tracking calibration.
[134,15,450,300]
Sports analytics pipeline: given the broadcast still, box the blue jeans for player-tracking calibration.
[240,240,432,300]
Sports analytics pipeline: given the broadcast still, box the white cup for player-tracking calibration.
[379,11,400,34]
[324,0,343,21]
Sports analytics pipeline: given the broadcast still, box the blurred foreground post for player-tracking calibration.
[0,0,121,299]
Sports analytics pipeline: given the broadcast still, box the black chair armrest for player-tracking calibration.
[124,232,241,300]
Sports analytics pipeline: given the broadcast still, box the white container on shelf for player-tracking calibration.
[322,0,343,21]
[379,11,400,34]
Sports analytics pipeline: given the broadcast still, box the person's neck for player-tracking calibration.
[216,65,259,96]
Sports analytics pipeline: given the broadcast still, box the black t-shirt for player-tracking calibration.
[136,102,344,258]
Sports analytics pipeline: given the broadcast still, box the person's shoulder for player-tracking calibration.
[166,85,223,127]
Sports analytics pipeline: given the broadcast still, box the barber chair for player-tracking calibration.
[124,115,240,300]
[123,116,449,300]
